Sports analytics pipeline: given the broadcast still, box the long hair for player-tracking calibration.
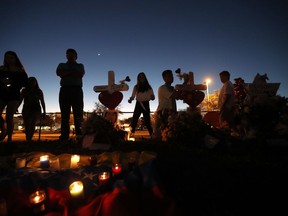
[26,77,40,92]
[3,51,26,72]
[136,72,152,93]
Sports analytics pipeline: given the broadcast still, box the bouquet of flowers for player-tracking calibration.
[81,112,118,145]
[161,108,208,145]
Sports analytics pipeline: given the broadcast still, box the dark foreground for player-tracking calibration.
[1,136,288,216]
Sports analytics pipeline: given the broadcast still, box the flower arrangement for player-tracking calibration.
[81,112,119,145]
[82,112,114,135]
[161,108,208,145]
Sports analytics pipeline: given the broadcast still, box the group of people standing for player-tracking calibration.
[0,48,236,143]
[0,51,48,142]
[0,48,84,142]
[128,69,236,140]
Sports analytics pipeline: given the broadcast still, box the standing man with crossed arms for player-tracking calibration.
[56,48,85,141]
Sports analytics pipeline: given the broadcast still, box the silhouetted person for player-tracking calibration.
[0,51,28,142]
[128,72,155,137]
[218,70,235,130]
[20,77,46,141]
[56,48,85,140]
[153,69,177,140]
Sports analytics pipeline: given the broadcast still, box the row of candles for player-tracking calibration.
[16,154,136,171]
[27,170,112,214]
[6,163,122,215]
[4,153,138,215]
[16,154,83,169]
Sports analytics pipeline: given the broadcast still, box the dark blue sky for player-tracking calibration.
[1,0,287,113]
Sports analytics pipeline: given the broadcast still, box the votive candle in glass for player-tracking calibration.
[112,163,122,175]
[70,155,80,168]
[69,181,84,199]
[98,172,110,185]
[40,155,50,169]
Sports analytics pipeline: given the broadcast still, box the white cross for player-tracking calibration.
[175,71,207,91]
[93,70,129,93]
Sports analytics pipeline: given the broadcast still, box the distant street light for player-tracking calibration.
[204,79,211,111]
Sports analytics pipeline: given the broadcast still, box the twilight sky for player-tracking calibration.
[1,0,287,113]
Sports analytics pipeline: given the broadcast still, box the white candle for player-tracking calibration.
[69,181,84,198]
[40,155,50,168]
[15,157,26,168]
[70,155,80,168]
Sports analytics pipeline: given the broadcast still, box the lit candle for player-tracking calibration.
[70,155,80,168]
[40,155,50,169]
[29,190,46,213]
[98,172,110,185]
[69,181,84,198]
[29,190,46,205]
[15,157,26,168]
[112,163,122,175]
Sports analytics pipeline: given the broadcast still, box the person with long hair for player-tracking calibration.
[20,77,46,141]
[128,72,155,137]
[0,51,28,142]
